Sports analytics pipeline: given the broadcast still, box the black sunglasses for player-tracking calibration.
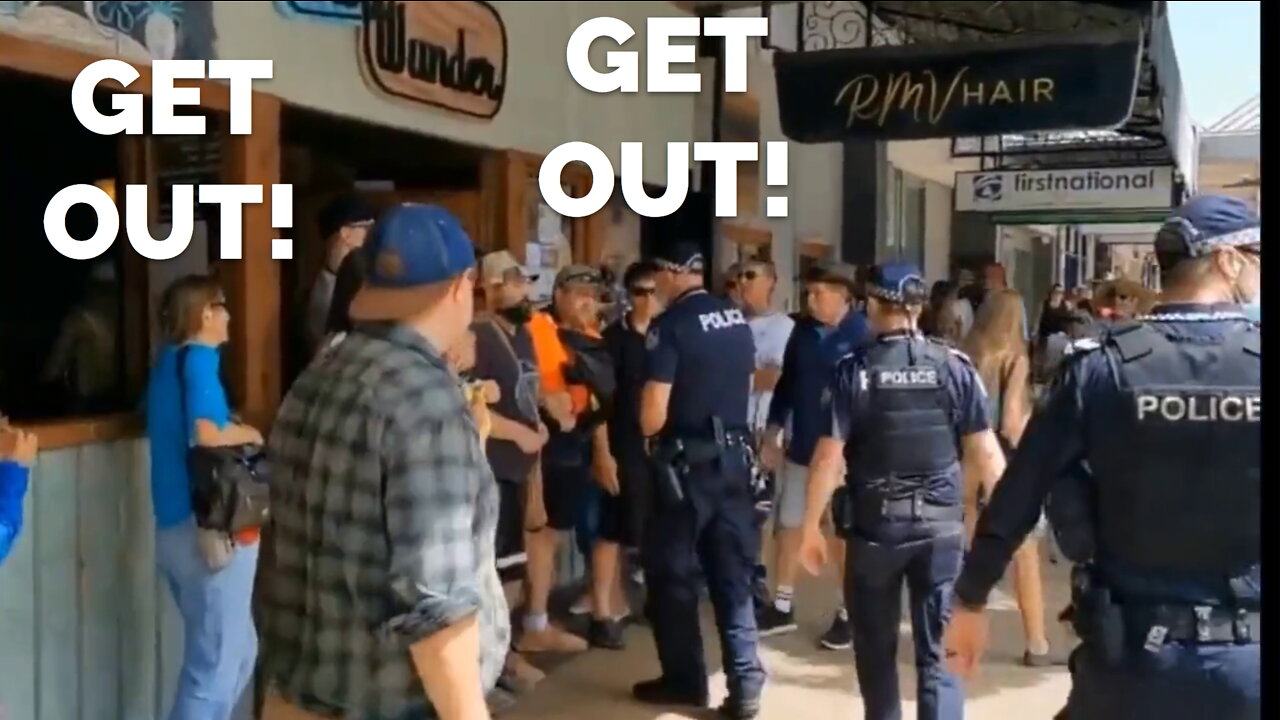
[738,270,763,281]
[630,286,657,297]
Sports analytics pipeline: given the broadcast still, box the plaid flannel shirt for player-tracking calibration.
[262,323,509,719]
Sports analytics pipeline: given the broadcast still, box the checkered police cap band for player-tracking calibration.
[867,273,925,304]
[655,254,705,273]
[1156,216,1261,258]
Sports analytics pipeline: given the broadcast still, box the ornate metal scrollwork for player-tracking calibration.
[801,1,866,51]
[801,1,905,51]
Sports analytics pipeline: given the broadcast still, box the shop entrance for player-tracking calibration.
[280,107,489,385]
[0,70,135,421]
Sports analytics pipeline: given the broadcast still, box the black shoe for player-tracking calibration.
[757,605,798,637]
[588,618,627,650]
[717,695,762,720]
[631,677,708,707]
[819,613,852,650]
[486,687,519,717]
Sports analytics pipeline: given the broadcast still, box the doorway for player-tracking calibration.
[280,107,488,384]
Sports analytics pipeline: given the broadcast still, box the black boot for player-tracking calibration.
[631,677,708,707]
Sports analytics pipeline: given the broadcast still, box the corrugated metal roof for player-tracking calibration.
[1207,95,1260,133]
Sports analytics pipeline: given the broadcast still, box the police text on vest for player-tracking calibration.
[877,367,940,388]
[1136,393,1260,422]
[698,308,747,332]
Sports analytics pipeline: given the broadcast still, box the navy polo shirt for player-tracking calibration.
[644,288,756,435]
[768,308,870,465]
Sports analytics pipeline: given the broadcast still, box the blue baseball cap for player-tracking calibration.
[652,242,706,274]
[348,203,476,321]
[867,262,927,304]
[1155,195,1260,259]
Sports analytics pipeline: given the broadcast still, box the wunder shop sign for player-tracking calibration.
[274,0,508,120]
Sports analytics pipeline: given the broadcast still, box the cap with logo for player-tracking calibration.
[481,250,538,286]
[554,264,603,288]
[348,203,476,322]
[867,262,927,305]
[318,193,376,239]
[652,242,706,274]
[1155,195,1261,259]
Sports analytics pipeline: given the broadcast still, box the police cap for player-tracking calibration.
[867,262,928,306]
[1154,195,1261,260]
[652,242,707,274]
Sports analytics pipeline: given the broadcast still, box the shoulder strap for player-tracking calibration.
[176,345,193,448]
[1106,321,1162,363]
[482,318,521,367]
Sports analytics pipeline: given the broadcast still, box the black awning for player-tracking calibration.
[774,27,1143,143]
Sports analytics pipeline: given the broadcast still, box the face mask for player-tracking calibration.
[498,301,533,325]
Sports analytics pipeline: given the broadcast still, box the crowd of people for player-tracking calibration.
[0,191,1260,720]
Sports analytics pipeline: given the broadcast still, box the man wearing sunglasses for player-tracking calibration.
[946,195,1262,720]
[635,243,764,719]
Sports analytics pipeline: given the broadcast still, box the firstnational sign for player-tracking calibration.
[773,27,1143,143]
[955,167,1175,213]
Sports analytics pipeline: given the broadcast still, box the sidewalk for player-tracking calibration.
[508,549,1074,719]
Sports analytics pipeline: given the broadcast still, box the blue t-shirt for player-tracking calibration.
[145,343,232,528]
[0,460,31,565]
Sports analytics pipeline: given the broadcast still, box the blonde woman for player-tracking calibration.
[962,288,1052,666]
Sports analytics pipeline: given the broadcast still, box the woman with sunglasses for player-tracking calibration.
[147,275,265,720]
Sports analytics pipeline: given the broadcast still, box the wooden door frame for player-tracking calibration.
[3,32,282,444]
[485,149,606,266]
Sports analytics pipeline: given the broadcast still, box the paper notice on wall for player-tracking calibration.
[147,221,210,355]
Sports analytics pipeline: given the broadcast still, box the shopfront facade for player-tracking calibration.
[0,2,697,718]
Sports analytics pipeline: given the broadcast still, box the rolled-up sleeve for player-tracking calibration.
[380,408,483,642]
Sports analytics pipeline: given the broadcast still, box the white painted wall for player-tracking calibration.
[213,1,697,186]
[719,4,844,312]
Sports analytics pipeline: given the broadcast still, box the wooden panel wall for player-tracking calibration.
[0,439,253,720]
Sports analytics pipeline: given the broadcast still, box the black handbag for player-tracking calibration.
[176,346,271,534]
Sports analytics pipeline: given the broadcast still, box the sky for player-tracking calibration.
[1167,1,1260,126]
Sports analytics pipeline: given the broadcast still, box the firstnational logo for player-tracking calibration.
[1009,168,1159,195]
[972,174,1004,202]
[957,165,1173,213]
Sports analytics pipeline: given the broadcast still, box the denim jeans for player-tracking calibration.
[156,519,260,720]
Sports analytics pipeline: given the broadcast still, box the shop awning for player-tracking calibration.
[985,208,1171,226]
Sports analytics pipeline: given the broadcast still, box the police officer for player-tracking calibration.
[798,262,1005,720]
[945,195,1261,720]
[636,243,764,719]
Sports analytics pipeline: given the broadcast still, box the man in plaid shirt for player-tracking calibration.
[261,204,508,720]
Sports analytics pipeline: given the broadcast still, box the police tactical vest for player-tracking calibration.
[846,336,959,501]
[1090,321,1261,577]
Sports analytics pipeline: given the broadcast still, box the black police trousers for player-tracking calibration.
[1063,639,1259,719]
[641,458,766,700]
[846,526,965,720]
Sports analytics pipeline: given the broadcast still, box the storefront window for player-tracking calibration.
[0,70,224,423]
[885,168,926,269]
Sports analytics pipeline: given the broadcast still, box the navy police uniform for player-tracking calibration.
[955,196,1262,719]
[828,263,987,720]
[638,244,765,718]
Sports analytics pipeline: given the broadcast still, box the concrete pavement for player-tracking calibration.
[508,546,1074,719]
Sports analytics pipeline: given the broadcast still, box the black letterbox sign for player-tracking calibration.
[774,27,1145,143]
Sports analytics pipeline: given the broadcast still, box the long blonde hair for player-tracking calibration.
[963,288,1028,394]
